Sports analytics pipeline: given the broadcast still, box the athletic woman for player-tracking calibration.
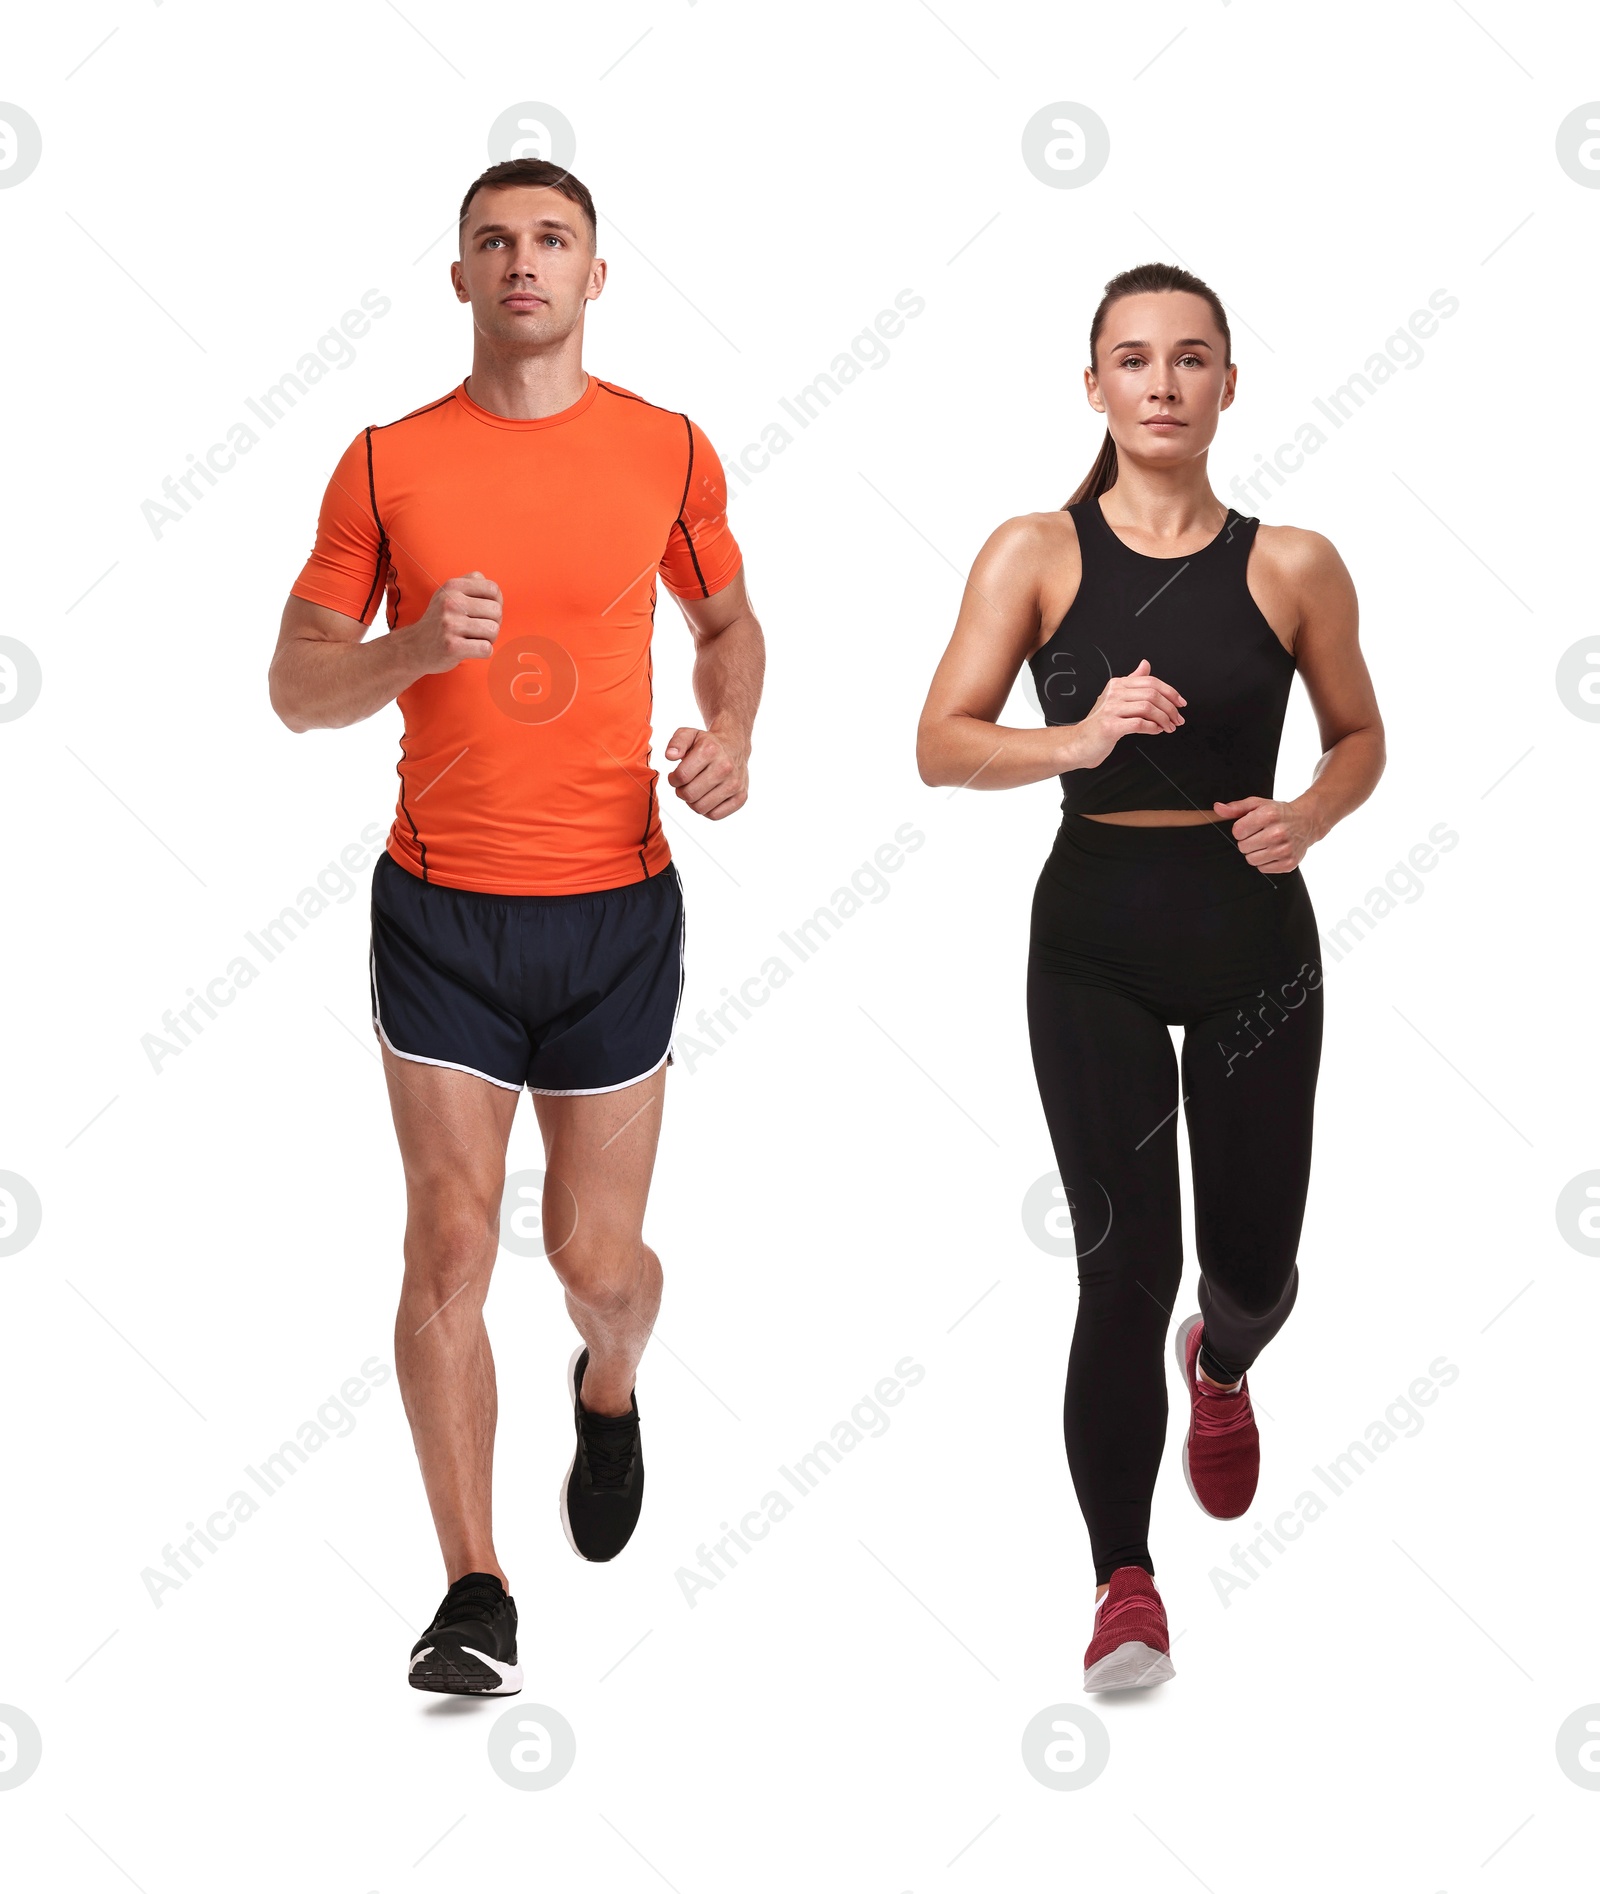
[916,263,1384,1691]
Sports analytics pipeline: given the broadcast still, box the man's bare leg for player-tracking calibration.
[532,1065,667,1415]
[383,1047,520,1585]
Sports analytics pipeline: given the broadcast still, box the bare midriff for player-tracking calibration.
[1082,809,1225,826]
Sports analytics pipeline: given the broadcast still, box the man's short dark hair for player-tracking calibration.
[457,160,598,249]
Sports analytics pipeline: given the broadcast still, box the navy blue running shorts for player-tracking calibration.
[369,850,685,1095]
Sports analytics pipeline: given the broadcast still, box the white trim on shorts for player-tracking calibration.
[525,1043,672,1097]
[370,949,522,1093]
[525,881,687,1097]
[370,867,687,1100]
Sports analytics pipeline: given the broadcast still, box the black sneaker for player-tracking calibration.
[560,1346,644,1562]
[408,1572,522,1695]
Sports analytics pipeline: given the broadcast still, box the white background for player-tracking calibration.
[3,2,1598,1888]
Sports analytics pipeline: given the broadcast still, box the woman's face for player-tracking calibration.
[1086,290,1235,465]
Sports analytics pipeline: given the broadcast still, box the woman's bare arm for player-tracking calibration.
[1214,530,1385,870]
[917,515,1186,790]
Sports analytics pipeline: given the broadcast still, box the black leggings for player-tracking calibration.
[1027,815,1324,1584]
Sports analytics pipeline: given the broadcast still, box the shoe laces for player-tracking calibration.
[435,1573,504,1626]
[1100,1578,1164,1638]
[580,1408,637,1490]
[1193,1373,1254,1436]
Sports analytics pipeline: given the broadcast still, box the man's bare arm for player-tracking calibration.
[663,568,765,820]
[267,573,503,732]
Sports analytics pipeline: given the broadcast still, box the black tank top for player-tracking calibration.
[1029,496,1295,816]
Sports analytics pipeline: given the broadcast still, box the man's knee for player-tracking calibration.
[550,1229,649,1310]
[403,1187,501,1288]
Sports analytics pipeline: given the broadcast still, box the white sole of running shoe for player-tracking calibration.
[1084,1641,1176,1692]
[460,1646,523,1693]
[408,1644,524,1695]
[558,1345,585,1559]
[1173,1312,1210,1515]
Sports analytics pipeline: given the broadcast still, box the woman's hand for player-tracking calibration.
[1069,660,1186,771]
[1213,796,1319,873]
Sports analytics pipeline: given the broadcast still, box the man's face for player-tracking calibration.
[451,185,604,349]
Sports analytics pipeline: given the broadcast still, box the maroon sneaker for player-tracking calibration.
[1083,1566,1175,1692]
[1174,1313,1259,1518]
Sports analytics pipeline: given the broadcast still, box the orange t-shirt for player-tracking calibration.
[291,376,743,894]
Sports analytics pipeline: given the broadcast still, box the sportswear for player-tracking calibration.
[1083,1566,1175,1692]
[1029,814,1321,1584]
[370,848,684,1094]
[1029,496,1295,817]
[409,1571,522,1695]
[561,1347,644,1562]
[1174,1314,1261,1520]
[291,376,743,896]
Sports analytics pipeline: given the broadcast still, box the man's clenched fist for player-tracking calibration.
[664,725,749,820]
[400,571,503,676]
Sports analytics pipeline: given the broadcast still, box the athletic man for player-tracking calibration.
[268,159,763,1694]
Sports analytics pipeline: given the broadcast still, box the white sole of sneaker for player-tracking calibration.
[1172,1312,1211,1516]
[459,1646,524,1693]
[1084,1641,1176,1692]
[558,1345,585,1560]
[408,1644,524,1695]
